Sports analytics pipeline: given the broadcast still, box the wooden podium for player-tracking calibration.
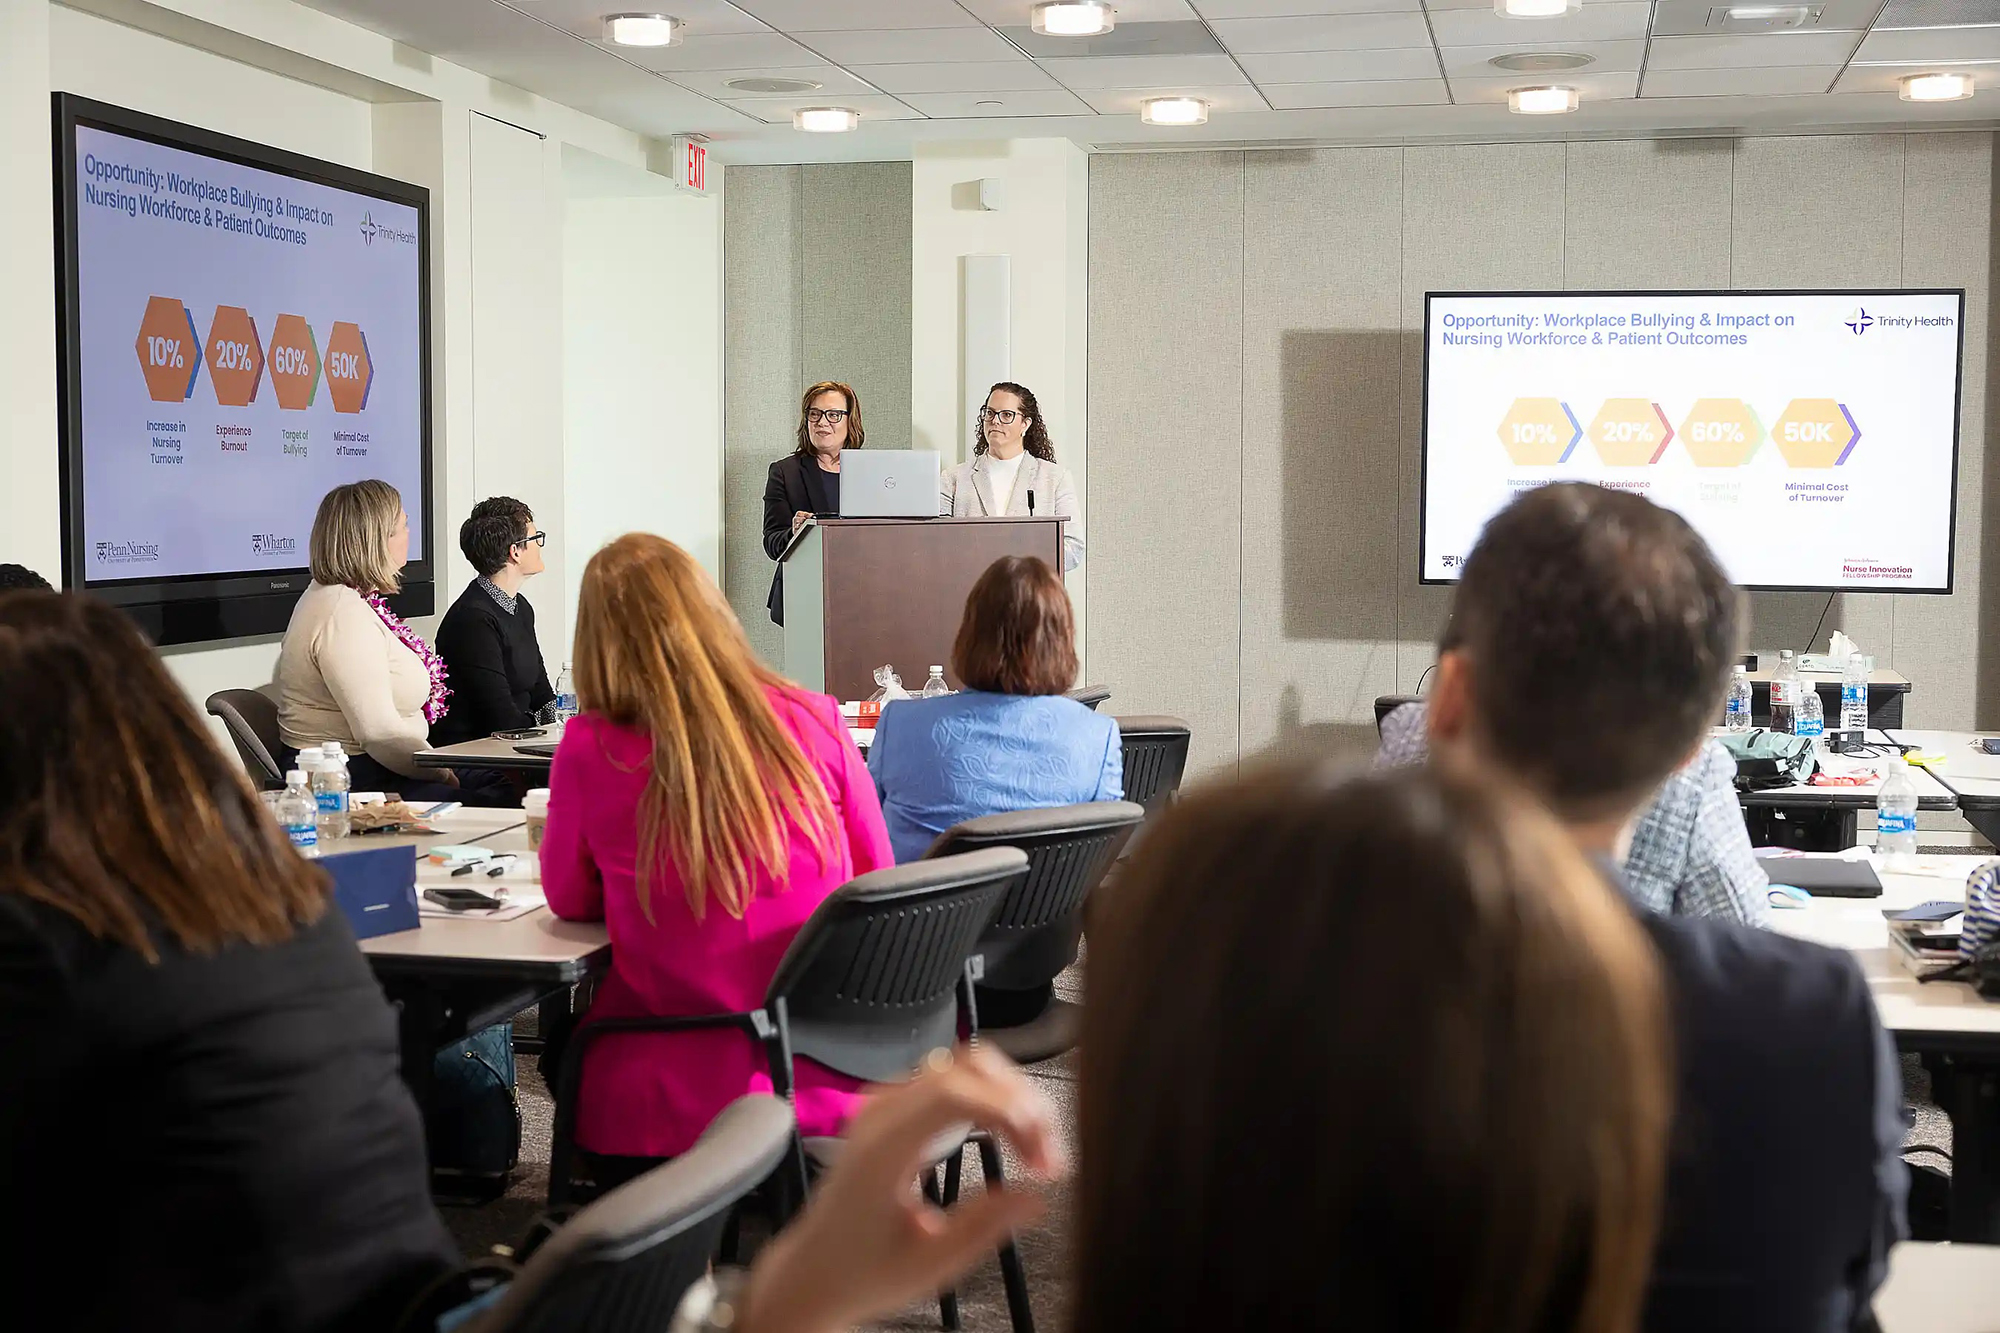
[779,516,1065,701]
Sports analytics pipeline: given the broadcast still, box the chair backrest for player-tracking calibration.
[1065,683,1111,711]
[206,687,285,789]
[1374,694,1422,734]
[1113,715,1191,817]
[469,1096,794,1333]
[925,801,1146,993]
[763,849,1028,1084]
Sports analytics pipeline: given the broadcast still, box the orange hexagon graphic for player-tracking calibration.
[1678,399,1765,468]
[1588,398,1674,466]
[135,296,200,402]
[1497,397,1581,466]
[1773,399,1859,469]
[267,314,320,411]
[324,322,374,415]
[205,306,263,407]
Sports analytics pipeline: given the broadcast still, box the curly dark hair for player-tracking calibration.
[459,496,535,578]
[973,381,1055,460]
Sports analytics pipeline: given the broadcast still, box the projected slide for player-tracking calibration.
[73,123,423,582]
[1423,291,1964,591]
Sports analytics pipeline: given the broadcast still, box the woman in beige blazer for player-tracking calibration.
[940,381,1083,573]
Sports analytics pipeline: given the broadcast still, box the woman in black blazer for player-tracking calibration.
[763,380,863,625]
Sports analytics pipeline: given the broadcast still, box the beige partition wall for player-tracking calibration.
[1088,133,1998,780]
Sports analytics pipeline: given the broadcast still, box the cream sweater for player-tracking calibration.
[275,582,435,779]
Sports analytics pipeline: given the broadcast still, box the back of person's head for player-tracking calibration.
[310,479,404,593]
[0,592,326,959]
[0,564,52,593]
[1078,760,1671,1333]
[950,555,1077,696]
[460,496,534,578]
[795,380,864,456]
[573,534,833,922]
[1438,482,1742,822]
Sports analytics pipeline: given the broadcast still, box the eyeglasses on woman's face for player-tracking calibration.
[806,408,849,426]
[978,408,1022,426]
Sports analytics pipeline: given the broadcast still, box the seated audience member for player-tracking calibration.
[274,480,506,806]
[0,564,52,591]
[693,763,1675,1333]
[1377,698,1769,925]
[0,592,455,1333]
[1424,483,1904,1331]
[868,555,1121,865]
[543,534,893,1171]
[430,496,554,747]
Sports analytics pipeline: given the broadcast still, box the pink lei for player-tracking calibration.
[363,590,452,724]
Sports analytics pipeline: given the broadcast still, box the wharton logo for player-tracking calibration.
[94,539,161,566]
[251,533,299,556]
[359,210,418,248]
[1846,308,1873,335]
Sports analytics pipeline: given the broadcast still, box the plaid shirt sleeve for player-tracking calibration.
[1373,702,1429,769]
[1623,740,1771,926]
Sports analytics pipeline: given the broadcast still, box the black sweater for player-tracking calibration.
[0,896,458,1333]
[431,578,554,747]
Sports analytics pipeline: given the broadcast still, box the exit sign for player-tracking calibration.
[671,136,709,194]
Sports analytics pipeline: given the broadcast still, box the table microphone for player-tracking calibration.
[1027,489,1035,516]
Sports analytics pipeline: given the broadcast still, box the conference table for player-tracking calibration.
[1873,1242,2000,1330]
[1887,729,2000,852]
[1744,664,1913,729]
[1735,729,1957,851]
[1770,852,2000,1242]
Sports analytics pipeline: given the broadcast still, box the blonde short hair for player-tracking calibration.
[310,480,404,592]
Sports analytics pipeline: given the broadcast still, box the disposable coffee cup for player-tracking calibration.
[523,788,551,852]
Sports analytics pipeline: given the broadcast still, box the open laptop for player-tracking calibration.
[840,450,941,518]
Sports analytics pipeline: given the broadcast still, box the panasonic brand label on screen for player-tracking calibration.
[1421,290,1964,593]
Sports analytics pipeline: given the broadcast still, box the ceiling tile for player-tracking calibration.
[790,26,1022,64]
[1192,0,1423,13]
[715,92,925,122]
[1001,21,1225,58]
[1649,0,1882,36]
[618,31,821,71]
[1209,13,1435,52]
[959,0,1202,18]
[1236,46,1443,80]
[1261,77,1451,106]
[1834,62,1995,92]
[1644,32,1863,69]
[1643,65,1841,95]
[896,88,1099,116]
[666,65,884,98]
[1072,83,1274,112]
[1428,2,1652,46]
[1446,70,1639,101]
[1876,0,2000,27]
[1036,52,1252,87]
[1439,39,1646,76]
[726,0,982,30]
[850,59,1060,91]
[1854,25,2000,61]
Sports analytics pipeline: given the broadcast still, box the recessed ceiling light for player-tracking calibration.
[1139,95,1208,126]
[1032,1,1116,36]
[1900,72,1974,102]
[602,13,681,46]
[975,99,1006,108]
[1508,85,1580,114]
[794,106,860,132]
[1495,0,1581,15]
[1489,51,1594,72]
[726,76,822,94]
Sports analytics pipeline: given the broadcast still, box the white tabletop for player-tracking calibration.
[1730,730,1958,809]
[1766,852,2000,1043]
[1872,1242,2000,1332]
[1890,730,2000,808]
[412,722,566,771]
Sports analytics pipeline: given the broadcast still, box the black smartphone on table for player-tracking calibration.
[423,886,502,912]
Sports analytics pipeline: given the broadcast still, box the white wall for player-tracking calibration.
[910,139,1090,673]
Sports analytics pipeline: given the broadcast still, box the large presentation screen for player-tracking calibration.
[1421,289,1964,593]
[56,94,431,642]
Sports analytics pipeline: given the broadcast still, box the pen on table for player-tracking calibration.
[451,854,517,877]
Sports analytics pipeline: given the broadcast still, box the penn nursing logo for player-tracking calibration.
[1846,307,1874,335]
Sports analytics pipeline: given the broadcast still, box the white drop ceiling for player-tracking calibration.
[290,0,2000,162]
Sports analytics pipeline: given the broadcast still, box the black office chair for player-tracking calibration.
[1374,693,1422,735]
[1065,683,1111,711]
[206,687,285,789]
[456,1096,794,1333]
[1114,716,1191,818]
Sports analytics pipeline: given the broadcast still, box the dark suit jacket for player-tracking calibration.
[1638,910,1906,1332]
[0,895,458,1332]
[430,579,554,747]
[762,453,839,626]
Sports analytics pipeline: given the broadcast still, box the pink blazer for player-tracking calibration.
[542,684,894,1158]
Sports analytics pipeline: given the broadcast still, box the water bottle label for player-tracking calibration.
[1726,699,1749,719]
[286,823,318,850]
[1799,717,1823,738]
[315,791,348,813]
[558,693,578,714]
[1842,683,1866,707]
[1877,810,1918,837]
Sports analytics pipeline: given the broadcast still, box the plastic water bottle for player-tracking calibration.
[313,741,351,841]
[278,770,319,858]
[1841,652,1870,739]
[1797,685,1824,754]
[555,663,578,723]
[1876,755,1919,871]
[1724,667,1753,733]
[921,665,951,699]
[1770,650,1800,735]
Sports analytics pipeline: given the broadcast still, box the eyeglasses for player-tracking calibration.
[978,408,1022,425]
[515,530,547,548]
[805,408,849,425]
